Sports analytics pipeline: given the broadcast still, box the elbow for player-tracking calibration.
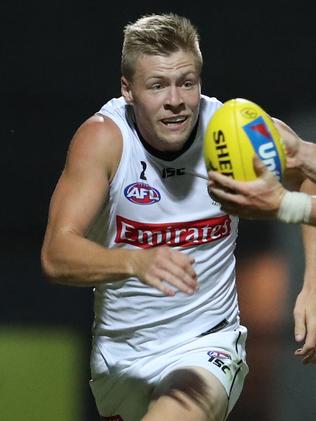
[40,245,63,284]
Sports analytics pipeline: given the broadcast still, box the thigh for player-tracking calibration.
[151,326,249,418]
[149,366,228,421]
[90,327,248,420]
[90,371,152,421]
[90,344,153,421]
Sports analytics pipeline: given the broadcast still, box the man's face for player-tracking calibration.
[121,50,201,152]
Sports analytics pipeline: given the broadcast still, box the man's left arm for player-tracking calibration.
[294,178,316,364]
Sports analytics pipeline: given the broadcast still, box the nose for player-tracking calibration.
[165,86,184,109]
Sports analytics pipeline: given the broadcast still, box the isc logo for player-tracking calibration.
[162,167,185,178]
[243,116,282,180]
[207,353,231,375]
[124,182,161,205]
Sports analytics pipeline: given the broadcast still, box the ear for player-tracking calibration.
[121,76,134,104]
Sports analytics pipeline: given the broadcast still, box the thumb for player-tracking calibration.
[253,155,267,177]
[294,312,306,342]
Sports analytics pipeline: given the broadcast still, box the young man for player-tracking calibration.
[41,13,315,421]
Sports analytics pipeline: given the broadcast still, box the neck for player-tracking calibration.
[134,121,199,161]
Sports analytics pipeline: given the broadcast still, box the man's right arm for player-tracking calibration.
[41,115,197,295]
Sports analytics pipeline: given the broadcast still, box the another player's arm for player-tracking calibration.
[273,118,316,183]
[41,116,197,295]
[278,119,316,362]
[294,178,316,364]
[208,156,316,225]
[208,119,316,225]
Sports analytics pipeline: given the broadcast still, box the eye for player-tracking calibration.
[183,80,194,88]
[151,83,162,90]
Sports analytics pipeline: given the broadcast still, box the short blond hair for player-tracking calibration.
[121,13,203,80]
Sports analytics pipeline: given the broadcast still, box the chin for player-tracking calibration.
[159,131,191,150]
[160,137,189,151]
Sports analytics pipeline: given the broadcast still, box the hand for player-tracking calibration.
[293,286,316,364]
[272,118,301,170]
[131,246,198,296]
[208,156,286,219]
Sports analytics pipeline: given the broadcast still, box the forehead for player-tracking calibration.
[133,50,199,80]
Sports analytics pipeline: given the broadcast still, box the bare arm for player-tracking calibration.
[208,156,316,226]
[294,179,316,364]
[208,119,316,225]
[41,115,197,295]
[273,118,316,183]
[207,118,316,363]
[41,115,132,285]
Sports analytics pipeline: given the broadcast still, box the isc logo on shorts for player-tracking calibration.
[124,182,161,205]
[207,350,231,375]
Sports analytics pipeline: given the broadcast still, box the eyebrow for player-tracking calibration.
[146,71,198,81]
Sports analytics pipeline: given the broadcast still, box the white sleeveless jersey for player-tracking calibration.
[89,95,240,359]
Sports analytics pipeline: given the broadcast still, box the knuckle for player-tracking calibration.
[293,308,303,318]
[303,344,314,353]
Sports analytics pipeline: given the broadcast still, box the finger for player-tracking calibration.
[168,262,198,290]
[208,171,237,189]
[303,352,316,364]
[295,343,315,358]
[158,268,197,294]
[253,155,267,177]
[146,275,176,296]
[298,318,316,357]
[155,250,198,291]
[295,347,316,364]
[210,187,245,206]
[294,308,307,343]
[272,117,300,140]
[169,250,197,279]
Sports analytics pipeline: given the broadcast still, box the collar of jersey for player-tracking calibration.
[133,119,199,162]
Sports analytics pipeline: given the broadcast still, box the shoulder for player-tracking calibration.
[199,95,222,129]
[66,114,123,181]
[200,94,222,108]
[74,113,122,146]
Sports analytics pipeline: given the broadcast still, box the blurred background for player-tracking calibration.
[1,1,316,420]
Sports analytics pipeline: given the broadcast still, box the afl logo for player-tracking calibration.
[124,182,161,205]
[240,107,258,119]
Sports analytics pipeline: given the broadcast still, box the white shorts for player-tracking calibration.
[90,325,248,420]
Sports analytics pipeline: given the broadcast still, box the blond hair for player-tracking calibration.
[121,13,203,80]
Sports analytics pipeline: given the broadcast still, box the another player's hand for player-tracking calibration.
[293,286,316,364]
[208,156,286,219]
[131,246,198,296]
[272,118,301,170]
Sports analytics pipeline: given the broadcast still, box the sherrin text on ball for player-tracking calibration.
[204,98,286,181]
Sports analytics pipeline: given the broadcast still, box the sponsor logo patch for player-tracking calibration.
[115,215,231,248]
[207,350,232,360]
[243,116,282,179]
[124,182,161,205]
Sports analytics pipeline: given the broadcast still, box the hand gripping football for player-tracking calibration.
[204,98,286,181]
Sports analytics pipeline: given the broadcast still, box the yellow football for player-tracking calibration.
[204,98,286,181]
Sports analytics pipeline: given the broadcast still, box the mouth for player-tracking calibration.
[160,116,188,127]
